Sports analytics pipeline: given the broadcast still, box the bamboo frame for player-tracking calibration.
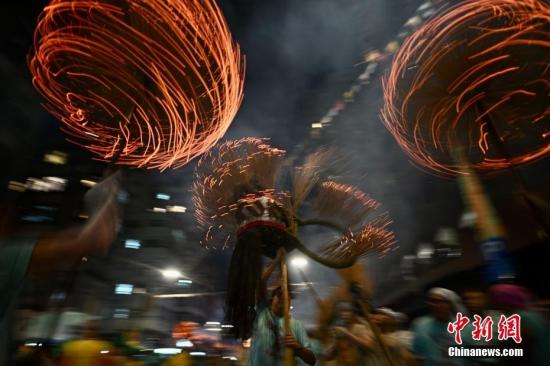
[278,247,295,366]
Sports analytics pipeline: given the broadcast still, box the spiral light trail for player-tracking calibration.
[29,0,244,170]
[382,0,549,175]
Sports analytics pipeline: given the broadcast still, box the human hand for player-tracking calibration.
[331,326,349,338]
[281,334,300,349]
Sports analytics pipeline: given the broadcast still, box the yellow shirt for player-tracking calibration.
[60,339,117,366]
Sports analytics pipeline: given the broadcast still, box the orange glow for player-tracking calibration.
[29,0,244,170]
[192,138,288,249]
[192,139,395,259]
[382,0,550,175]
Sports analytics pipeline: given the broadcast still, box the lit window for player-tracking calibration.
[113,309,130,319]
[21,215,53,223]
[177,279,192,287]
[156,193,170,200]
[154,348,182,355]
[43,151,67,165]
[114,284,133,295]
[125,239,141,249]
[176,340,193,348]
[166,205,186,213]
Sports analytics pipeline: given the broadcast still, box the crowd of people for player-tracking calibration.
[239,281,550,366]
[10,281,549,366]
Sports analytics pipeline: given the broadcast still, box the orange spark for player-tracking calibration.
[382,0,550,176]
[29,0,244,170]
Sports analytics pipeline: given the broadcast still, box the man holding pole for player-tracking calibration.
[247,251,316,366]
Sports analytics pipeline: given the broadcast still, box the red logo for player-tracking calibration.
[448,313,522,344]
[447,312,469,344]
[497,314,522,344]
[472,315,494,342]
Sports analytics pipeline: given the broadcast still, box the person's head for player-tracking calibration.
[489,284,532,313]
[463,288,488,315]
[393,312,408,330]
[270,286,287,317]
[335,302,355,325]
[427,287,464,322]
[369,308,396,333]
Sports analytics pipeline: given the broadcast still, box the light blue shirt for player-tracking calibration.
[247,305,311,366]
[411,316,468,366]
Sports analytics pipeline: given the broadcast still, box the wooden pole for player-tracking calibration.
[278,247,294,366]
[358,299,395,366]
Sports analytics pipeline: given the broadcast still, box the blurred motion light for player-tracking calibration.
[21,215,53,223]
[152,207,167,213]
[26,177,67,192]
[459,212,477,228]
[177,279,192,287]
[162,269,182,279]
[114,284,133,295]
[156,193,170,200]
[290,256,308,269]
[154,348,182,355]
[176,339,194,348]
[80,179,97,188]
[117,190,129,204]
[417,243,434,261]
[125,239,141,249]
[311,123,323,129]
[223,356,238,361]
[43,151,67,165]
[8,181,26,192]
[190,352,206,356]
[167,205,187,213]
[113,309,130,319]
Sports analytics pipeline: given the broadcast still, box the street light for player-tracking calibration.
[290,256,308,269]
[161,268,182,279]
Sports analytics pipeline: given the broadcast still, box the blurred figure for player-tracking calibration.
[59,319,121,366]
[325,302,369,366]
[247,252,316,366]
[393,312,414,351]
[461,287,499,366]
[161,351,191,366]
[371,307,413,365]
[327,304,410,365]
[0,172,120,365]
[300,328,324,366]
[463,288,489,316]
[411,287,468,366]
[489,284,550,366]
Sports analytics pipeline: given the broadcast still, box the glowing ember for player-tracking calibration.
[29,0,244,170]
[192,139,395,260]
[314,181,380,228]
[192,138,288,248]
[382,0,550,175]
[324,217,395,261]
